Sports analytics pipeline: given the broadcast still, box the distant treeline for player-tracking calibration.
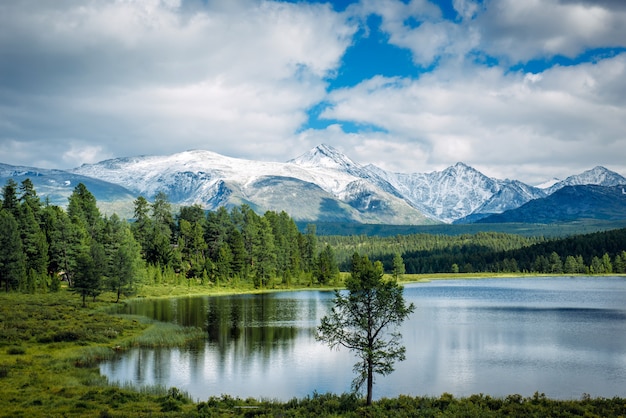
[324,229,626,275]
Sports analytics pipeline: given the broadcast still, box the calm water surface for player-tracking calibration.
[100,277,626,401]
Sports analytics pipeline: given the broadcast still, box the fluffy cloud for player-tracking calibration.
[0,0,355,166]
[476,0,626,63]
[320,53,626,183]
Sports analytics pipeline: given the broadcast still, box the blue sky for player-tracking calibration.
[1,0,626,184]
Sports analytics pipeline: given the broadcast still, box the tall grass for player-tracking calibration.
[126,320,205,348]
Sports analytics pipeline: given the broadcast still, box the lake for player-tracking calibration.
[100,277,626,401]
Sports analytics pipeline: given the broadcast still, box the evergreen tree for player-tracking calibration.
[146,192,174,266]
[1,179,20,218]
[19,179,42,217]
[564,255,578,274]
[73,242,106,306]
[602,253,613,274]
[19,203,49,288]
[0,210,26,292]
[67,183,102,240]
[614,251,626,273]
[254,217,276,288]
[392,252,406,280]
[302,224,317,273]
[42,205,86,286]
[131,196,152,257]
[108,225,144,302]
[315,244,339,284]
[228,229,246,278]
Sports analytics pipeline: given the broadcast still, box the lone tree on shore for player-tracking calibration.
[316,253,415,406]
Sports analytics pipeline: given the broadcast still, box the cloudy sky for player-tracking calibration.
[1,0,625,185]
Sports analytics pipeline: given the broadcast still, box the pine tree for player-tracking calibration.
[73,242,106,306]
[19,203,49,288]
[392,252,406,280]
[131,196,152,258]
[67,183,102,240]
[315,244,339,285]
[0,210,26,292]
[109,225,144,302]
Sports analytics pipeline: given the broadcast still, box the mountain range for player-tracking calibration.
[2,144,625,225]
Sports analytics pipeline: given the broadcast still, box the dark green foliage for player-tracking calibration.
[0,210,26,292]
[315,245,339,284]
[325,228,626,276]
[73,242,107,306]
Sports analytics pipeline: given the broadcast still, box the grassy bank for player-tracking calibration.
[2,283,626,417]
[0,291,204,417]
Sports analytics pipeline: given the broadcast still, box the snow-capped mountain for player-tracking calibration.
[3,144,624,224]
[546,166,626,194]
[367,162,546,223]
[72,146,434,224]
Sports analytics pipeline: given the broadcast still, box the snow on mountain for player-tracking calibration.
[546,166,626,194]
[23,144,620,224]
[0,162,135,214]
[536,178,561,189]
[367,162,545,223]
[72,147,434,224]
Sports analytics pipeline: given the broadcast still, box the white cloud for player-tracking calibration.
[476,0,626,63]
[320,54,626,184]
[0,0,356,167]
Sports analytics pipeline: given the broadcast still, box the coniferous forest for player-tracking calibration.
[0,179,340,298]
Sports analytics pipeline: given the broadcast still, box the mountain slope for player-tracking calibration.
[369,162,546,223]
[72,147,435,224]
[0,163,136,213]
[477,185,626,223]
[547,166,626,194]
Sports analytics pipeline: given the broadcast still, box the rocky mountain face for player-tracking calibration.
[2,144,625,224]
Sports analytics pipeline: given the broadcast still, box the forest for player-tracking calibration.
[0,179,339,299]
[1,179,625,300]
[324,228,626,275]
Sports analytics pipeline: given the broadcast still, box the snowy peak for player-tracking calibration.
[289,144,361,172]
[547,166,626,194]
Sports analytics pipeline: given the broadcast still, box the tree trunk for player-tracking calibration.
[366,359,373,406]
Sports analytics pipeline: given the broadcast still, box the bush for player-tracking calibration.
[53,330,82,342]
[6,346,26,355]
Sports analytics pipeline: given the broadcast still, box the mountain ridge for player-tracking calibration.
[2,144,625,224]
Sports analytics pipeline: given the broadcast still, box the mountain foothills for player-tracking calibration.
[2,144,625,224]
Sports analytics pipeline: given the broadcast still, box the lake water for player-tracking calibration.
[100,277,626,401]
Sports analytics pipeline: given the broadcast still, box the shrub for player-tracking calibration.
[7,346,26,355]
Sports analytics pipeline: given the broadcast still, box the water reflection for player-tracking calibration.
[102,278,626,401]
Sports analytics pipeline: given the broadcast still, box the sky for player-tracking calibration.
[1,0,626,185]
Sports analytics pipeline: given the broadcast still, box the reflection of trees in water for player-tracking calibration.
[206,295,300,353]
